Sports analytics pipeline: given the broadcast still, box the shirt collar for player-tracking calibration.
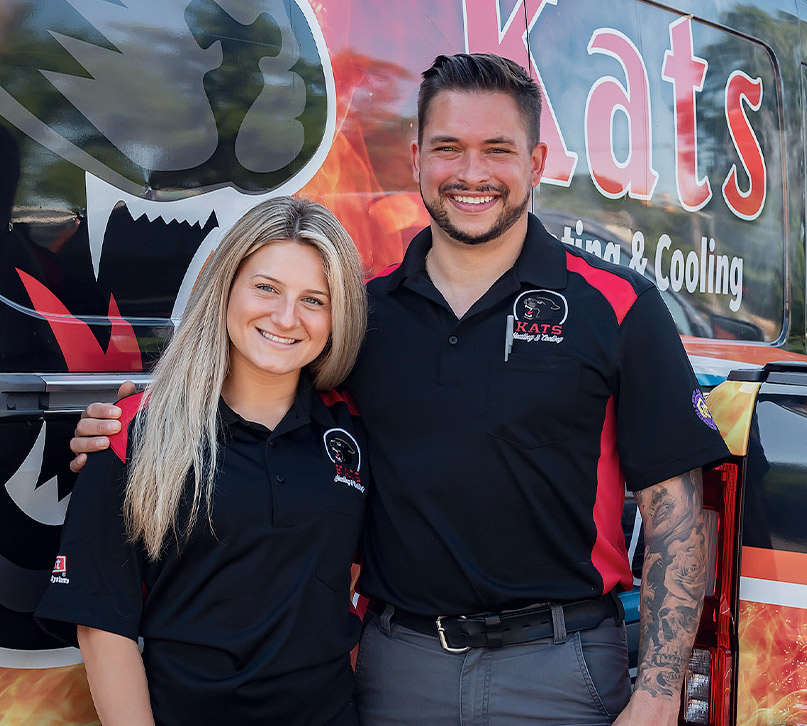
[514,214,568,290]
[381,225,431,292]
[219,372,335,437]
[382,213,568,293]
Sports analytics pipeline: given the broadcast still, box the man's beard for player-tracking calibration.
[421,182,531,245]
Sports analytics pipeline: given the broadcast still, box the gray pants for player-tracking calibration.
[353,606,631,726]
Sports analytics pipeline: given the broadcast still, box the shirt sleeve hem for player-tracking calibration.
[626,440,730,492]
[35,604,140,647]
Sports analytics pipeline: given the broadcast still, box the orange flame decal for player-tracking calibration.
[17,269,142,372]
[295,42,430,275]
[0,664,99,725]
[737,600,807,726]
[706,380,760,456]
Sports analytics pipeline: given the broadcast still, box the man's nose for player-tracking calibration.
[455,150,490,185]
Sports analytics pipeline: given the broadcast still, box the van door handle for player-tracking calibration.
[0,373,151,418]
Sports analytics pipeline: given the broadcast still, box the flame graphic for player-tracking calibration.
[736,600,807,726]
[296,58,429,273]
[17,269,142,373]
[294,6,430,273]
[0,664,99,725]
[705,380,760,456]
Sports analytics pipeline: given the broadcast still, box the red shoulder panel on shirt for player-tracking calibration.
[565,252,637,325]
[109,392,146,463]
[365,263,400,283]
[319,388,359,416]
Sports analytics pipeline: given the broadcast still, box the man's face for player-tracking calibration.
[413,90,547,246]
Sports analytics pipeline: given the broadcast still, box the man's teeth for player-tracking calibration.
[259,330,296,345]
[453,195,495,204]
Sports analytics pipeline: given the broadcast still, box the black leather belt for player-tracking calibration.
[368,593,623,652]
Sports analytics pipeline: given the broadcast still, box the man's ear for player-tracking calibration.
[411,139,421,184]
[531,141,548,187]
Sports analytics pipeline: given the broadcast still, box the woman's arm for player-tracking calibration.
[78,626,155,726]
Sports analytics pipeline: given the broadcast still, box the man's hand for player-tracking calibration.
[614,468,707,726]
[69,381,136,473]
[613,689,679,726]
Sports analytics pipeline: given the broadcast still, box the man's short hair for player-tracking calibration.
[417,53,542,148]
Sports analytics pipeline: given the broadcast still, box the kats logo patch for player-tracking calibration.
[692,390,718,430]
[51,555,69,584]
[512,289,568,344]
[323,428,364,493]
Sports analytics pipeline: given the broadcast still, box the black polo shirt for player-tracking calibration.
[36,378,367,726]
[349,214,728,617]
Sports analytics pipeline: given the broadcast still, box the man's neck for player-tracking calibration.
[425,215,528,319]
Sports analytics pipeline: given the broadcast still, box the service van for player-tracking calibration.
[0,1,805,723]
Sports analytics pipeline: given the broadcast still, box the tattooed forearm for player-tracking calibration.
[634,468,707,699]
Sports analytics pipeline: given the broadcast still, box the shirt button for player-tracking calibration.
[267,440,276,448]
[275,473,285,483]
[448,335,458,345]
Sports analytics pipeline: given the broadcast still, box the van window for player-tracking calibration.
[527,1,784,343]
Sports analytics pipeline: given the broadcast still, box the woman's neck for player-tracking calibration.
[221,369,300,430]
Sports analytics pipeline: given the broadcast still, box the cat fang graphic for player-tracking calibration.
[511,289,569,344]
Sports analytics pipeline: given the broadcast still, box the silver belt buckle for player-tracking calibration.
[435,615,470,653]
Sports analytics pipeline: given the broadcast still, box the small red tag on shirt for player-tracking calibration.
[52,555,67,574]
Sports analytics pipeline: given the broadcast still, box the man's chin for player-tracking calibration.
[444,217,515,245]
[423,194,529,247]
[430,211,506,246]
[453,229,502,245]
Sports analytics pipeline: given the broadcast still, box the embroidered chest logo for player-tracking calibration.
[51,555,69,584]
[511,290,568,345]
[323,428,365,493]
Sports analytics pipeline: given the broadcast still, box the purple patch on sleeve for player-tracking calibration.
[692,390,718,430]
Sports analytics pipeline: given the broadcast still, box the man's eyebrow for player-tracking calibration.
[484,137,517,145]
[426,135,517,145]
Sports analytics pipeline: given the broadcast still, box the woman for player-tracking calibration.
[36,197,369,726]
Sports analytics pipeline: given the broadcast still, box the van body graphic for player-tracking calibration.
[1,1,805,723]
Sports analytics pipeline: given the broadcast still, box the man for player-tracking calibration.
[70,54,729,725]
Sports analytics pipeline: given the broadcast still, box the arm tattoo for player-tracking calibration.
[634,468,707,699]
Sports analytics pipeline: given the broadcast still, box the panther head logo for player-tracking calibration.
[323,428,361,472]
[514,290,568,326]
[522,296,561,320]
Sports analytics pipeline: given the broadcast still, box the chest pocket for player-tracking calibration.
[271,463,366,528]
[487,355,580,449]
[318,471,367,518]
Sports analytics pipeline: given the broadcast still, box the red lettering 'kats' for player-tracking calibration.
[463,1,767,221]
[335,464,360,484]
[516,322,564,335]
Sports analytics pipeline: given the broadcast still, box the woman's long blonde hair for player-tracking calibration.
[125,197,367,560]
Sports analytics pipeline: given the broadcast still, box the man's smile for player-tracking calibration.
[449,194,496,205]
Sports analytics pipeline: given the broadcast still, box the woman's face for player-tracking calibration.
[226,240,332,384]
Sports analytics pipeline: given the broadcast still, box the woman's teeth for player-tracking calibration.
[259,330,296,345]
